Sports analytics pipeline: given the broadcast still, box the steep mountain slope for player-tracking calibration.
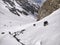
[0,5,60,45]
[0,0,38,27]
[1,0,40,18]
[0,0,37,39]
[0,0,60,45]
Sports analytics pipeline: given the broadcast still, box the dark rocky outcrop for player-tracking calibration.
[2,0,15,7]
[37,0,60,21]
[16,0,39,14]
[2,0,39,17]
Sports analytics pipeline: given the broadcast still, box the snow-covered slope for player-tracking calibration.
[14,8,60,45]
[0,0,37,43]
[0,0,37,29]
[0,2,60,44]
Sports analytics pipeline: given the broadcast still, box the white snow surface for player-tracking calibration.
[0,0,60,45]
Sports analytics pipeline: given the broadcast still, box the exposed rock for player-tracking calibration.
[22,11,28,15]
[37,0,60,21]
[16,0,38,14]
[33,24,36,26]
[1,32,5,34]
[2,0,15,7]
[2,0,39,17]
[44,21,48,26]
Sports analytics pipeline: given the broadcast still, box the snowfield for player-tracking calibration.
[0,0,60,45]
